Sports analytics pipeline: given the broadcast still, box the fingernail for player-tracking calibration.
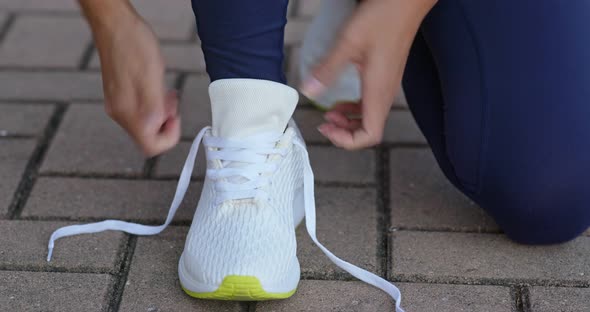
[300,77,325,99]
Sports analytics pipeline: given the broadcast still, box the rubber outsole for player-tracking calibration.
[182,275,296,301]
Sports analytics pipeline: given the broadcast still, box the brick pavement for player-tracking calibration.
[0,1,588,312]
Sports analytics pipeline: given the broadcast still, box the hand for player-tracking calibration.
[300,0,436,150]
[87,1,180,156]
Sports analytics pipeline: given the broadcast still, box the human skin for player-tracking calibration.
[301,0,438,150]
[78,0,180,156]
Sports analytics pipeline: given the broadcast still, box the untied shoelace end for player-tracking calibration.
[47,237,55,262]
[46,247,53,262]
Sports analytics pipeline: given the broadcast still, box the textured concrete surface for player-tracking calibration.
[0,139,36,216]
[383,110,427,144]
[0,103,53,137]
[0,1,78,11]
[40,104,146,176]
[257,280,395,312]
[0,71,104,101]
[397,283,513,312]
[130,0,196,41]
[0,220,124,272]
[297,187,380,278]
[529,287,590,312]
[119,227,242,312]
[23,177,201,222]
[391,231,590,283]
[308,146,376,184]
[390,149,498,232]
[178,75,213,138]
[0,271,112,312]
[0,15,90,68]
[0,1,588,312]
[90,43,206,72]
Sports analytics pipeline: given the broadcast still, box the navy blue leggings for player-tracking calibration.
[191,0,590,244]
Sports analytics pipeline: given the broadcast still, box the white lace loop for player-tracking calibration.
[46,126,403,312]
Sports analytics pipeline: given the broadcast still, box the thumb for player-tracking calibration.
[300,36,355,99]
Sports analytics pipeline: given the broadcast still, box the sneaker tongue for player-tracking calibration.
[209,79,299,138]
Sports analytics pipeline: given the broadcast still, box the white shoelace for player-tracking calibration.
[46,126,404,312]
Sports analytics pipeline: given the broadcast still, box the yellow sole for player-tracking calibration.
[182,275,297,301]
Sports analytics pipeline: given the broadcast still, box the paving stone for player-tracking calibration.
[41,104,145,175]
[390,149,498,232]
[154,140,207,178]
[287,0,295,16]
[293,108,329,143]
[161,45,204,72]
[90,43,206,72]
[308,146,375,184]
[287,46,302,87]
[296,0,321,17]
[393,89,408,108]
[23,177,202,222]
[119,226,242,312]
[132,0,196,40]
[398,283,513,312]
[285,19,309,45]
[0,103,53,137]
[390,231,590,283]
[179,75,212,138]
[0,220,124,272]
[0,139,35,216]
[0,271,111,312]
[0,0,78,11]
[0,72,103,101]
[257,280,395,312]
[529,286,590,312]
[383,110,426,144]
[297,187,380,278]
[0,16,90,68]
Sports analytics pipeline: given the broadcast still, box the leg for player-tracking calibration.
[191,0,289,83]
[404,0,590,244]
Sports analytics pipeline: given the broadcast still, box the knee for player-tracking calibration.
[480,175,590,245]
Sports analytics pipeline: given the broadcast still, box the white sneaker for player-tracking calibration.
[46,79,404,311]
[299,0,360,110]
[178,79,303,299]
